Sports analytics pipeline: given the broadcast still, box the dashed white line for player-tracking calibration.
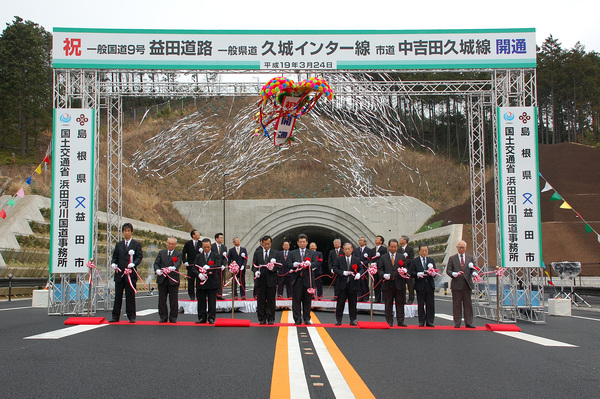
[136,309,158,316]
[0,306,31,312]
[571,315,600,322]
[24,324,108,340]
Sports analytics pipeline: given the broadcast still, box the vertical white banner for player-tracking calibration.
[50,109,95,274]
[497,106,542,268]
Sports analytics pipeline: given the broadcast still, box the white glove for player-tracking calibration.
[469,262,475,269]
[472,272,479,278]
[241,253,246,258]
[223,252,227,257]
[128,249,135,256]
[203,265,210,271]
[184,262,189,267]
[452,272,458,278]
[293,262,300,268]
[354,273,361,280]
[343,271,350,276]
[364,253,369,258]
[401,267,407,273]
[255,271,260,278]
[111,263,118,270]
[199,274,207,281]
[427,263,433,269]
[221,265,226,271]
[168,266,176,271]
[383,273,391,280]
[156,269,163,276]
[127,263,135,268]
[240,265,245,271]
[403,252,408,258]
[417,272,425,278]
[270,258,276,263]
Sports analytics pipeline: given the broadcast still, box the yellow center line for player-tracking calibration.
[270,310,290,399]
[311,312,375,399]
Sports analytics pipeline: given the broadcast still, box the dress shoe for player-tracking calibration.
[335,321,342,326]
[216,295,224,300]
[241,296,246,300]
[454,325,461,328]
[129,319,136,323]
[426,323,435,327]
[234,296,239,300]
[419,324,425,327]
[389,322,394,327]
[159,320,168,323]
[260,320,266,325]
[407,300,414,305]
[398,323,407,327]
[304,320,311,325]
[349,320,357,326]
[196,319,207,324]
[466,324,476,329]
[267,320,274,325]
[109,318,119,323]
[169,320,177,324]
[294,321,301,325]
[208,319,215,324]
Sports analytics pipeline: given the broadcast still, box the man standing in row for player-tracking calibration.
[399,235,415,304]
[377,239,408,327]
[287,234,317,325]
[371,235,387,303]
[277,241,292,299]
[110,223,143,323]
[353,237,371,302]
[309,242,324,298]
[153,237,182,323]
[327,239,343,295]
[253,235,280,325]
[194,238,222,324]
[411,244,436,327]
[333,243,363,326]
[212,233,227,300]
[181,229,201,300]
[228,237,248,299]
[446,240,477,328]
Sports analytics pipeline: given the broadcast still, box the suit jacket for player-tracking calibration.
[328,248,343,275]
[353,246,372,266]
[400,244,415,265]
[410,256,436,291]
[377,251,409,290]
[252,247,281,288]
[314,251,323,275]
[227,246,248,269]
[181,239,201,268]
[371,245,388,260]
[111,239,143,283]
[446,253,476,290]
[277,249,291,272]
[333,255,364,292]
[193,250,222,290]
[286,248,317,287]
[153,249,183,285]
[211,242,228,267]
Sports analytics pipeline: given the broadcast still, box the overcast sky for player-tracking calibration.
[1,0,598,52]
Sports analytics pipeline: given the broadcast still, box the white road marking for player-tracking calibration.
[24,324,108,340]
[136,309,158,316]
[0,306,31,312]
[307,326,355,398]
[436,313,454,321]
[571,315,600,322]
[287,311,310,399]
[494,331,577,347]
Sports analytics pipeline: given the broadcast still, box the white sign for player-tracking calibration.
[50,109,95,274]
[497,107,542,268]
[53,28,536,70]
[273,96,300,146]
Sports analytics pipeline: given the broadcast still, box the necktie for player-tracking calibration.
[347,257,351,269]
[461,254,465,267]
[301,249,305,259]
[236,247,240,255]
[284,251,288,261]
[391,253,395,265]
[217,244,220,253]
[194,241,198,251]
[422,257,426,269]
[205,253,209,262]
[265,250,269,260]
[336,249,339,256]
[168,251,172,257]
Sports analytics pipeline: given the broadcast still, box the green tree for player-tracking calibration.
[0,16,52,159]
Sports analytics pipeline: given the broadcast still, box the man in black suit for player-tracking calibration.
[252,235,280,325]
[277,241,292,299]
[327,239,343,298]
[153,237,183,323]
[286,234,317,325]
[309,242,324,298]
[333,243,363,326]
[410,244,436,327]
[370,235,387,303]
[181,229,201,300]
[399,235,416,304]
[353,237,371,302]
[446,240,478,328]
[377,238,408,327]
[110,223,143,323]
[194,238,223,324]
[211,233,227,300]
[228,237,248,299]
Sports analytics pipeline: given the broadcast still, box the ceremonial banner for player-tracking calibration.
[497,107,542,268]
[50,109,95,274]
[53,28,536,70]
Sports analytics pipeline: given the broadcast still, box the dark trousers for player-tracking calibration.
[384,285,406,325]
[374,274,383,302]
[452,287,473,326]
[315,275,323,297]
[416,285,435,325]
[158,282,179,322]
[292,281,313,323]
[112,279,136,320]
[277,274,292,298]
[197,288,217,321]
[335,287,358,323]
[256,285,277,322]
[407,277,415,302]
[237,271,247,298]
[186,267,196,300]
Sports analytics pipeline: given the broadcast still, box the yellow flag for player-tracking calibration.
[560,201,572,210]
[35,164,42,174]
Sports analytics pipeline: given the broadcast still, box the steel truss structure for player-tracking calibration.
[51,68,542,323]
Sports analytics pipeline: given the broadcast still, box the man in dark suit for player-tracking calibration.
[377,238,408,327]
[353,237,371,302]
[333,243,363,326]
[410,244,436,327]
[193,238,223,324]
[211,233,227,300]
[110,223,143,323]
[370,235,387,303]
[399,235,416,304]
[252,235,280,325]
[228,237,248,299]
[327,239,343,299]
[286,234,317,325]
[446,240,478,328]
[181,229,201,300]
[277,241,292,299]
[153,237,183,323]
[309,242,324,298]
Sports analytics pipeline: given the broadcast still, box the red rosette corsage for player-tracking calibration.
[208,260,214,266]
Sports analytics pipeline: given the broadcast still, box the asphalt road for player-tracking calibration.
[1,293,599,399]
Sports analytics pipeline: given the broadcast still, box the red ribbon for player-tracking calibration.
[123,268,137,294]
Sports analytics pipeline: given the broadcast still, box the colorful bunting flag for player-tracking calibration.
[585,224,594,234]
[550,192,562,201]
[16,187,24,198]
[26,176,32,185]
[7,198,15,206]
[541,182,553,193]
[35,164,42,174]
[43,155,50,164]
[0,209,6,219]
[560,201,572,210]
